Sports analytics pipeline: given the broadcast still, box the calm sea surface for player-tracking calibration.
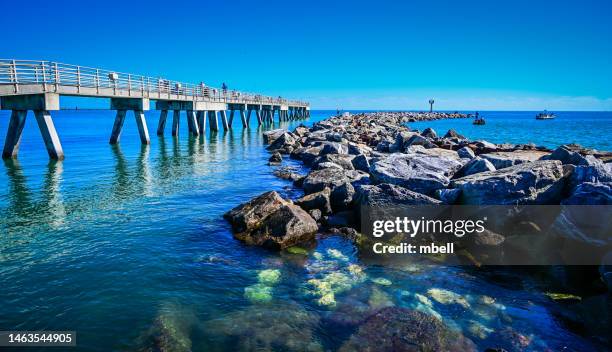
[0,110,608,351]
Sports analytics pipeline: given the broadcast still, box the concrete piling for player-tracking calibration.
[34,110,64,159]
[134,110,150,144]
[2,110,27,159]
[172,110,180,137]
[220,110,229,130]
[157,110,168,136]
[208,111,219,132]
[109,109,127,145]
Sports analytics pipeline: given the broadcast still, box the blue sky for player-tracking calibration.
[3,0,611,110]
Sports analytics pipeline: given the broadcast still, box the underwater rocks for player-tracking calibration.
[204,304,323,352]
[450,160,565,205]
[224,191,318,250]
[338,307,476,352]
[136,303,196,352]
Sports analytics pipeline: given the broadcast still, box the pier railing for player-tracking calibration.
[0,59,308,106]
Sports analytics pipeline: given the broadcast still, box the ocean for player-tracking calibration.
[0,109,607,351]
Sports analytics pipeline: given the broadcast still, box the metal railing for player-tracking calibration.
[0,59,308,106]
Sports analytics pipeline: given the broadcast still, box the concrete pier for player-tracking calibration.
[1,59,309,159]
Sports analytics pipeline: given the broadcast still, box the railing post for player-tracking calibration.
[141,76,145,96]
[42,62,47,92]
[77,66,81,93]
[54,62,60,92]
[96,69,100,94]
[11,59,18,93]
[128,74,132,96]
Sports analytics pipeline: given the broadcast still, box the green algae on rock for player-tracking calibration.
[257,269,281,285]
[427,288,471,309]
[244,283,273,303]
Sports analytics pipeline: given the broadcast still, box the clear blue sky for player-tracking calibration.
[3,0,611,110]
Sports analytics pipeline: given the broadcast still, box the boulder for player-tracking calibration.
[347,142,373,156]
[355,183,441,207]
[456,156,496,177]
[472,140,498,153]
[303,168,350,194]
[435,188,462,204]
[292,125,310,137]
[370,152,464,195]
[223,191,287,233]
[312,162,343,170]
[273,167,303,182]
[296,188,332,214]
[404,146,461,160]
[457,146,476,159]
[421,127,437,138]
[404,134,435,149]
[320,141,349,155]
[352,154,371,172]
[224,191,318,249]
[262,129,287,144]
[268,152,282,163]
[291,145,323,165]
[330,182,356,211]
[542,145,594,165]
[451,160,565,205]
[444,129,465,139]
[235,203,318,250]
[480,150,550,169]
[562,182,612,205]
[567,159,612,190]
[313,154,355,170]
[267,132,297,151]
[339,307,476,352]
[390,131,418,152]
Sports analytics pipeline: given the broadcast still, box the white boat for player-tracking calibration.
[536,110,555,120]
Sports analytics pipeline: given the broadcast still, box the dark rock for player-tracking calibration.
[444,129,465,139]
[562,182,612,205]
[267,132,297,151]
[451,160,565,205]
[330,182,355,211]
[303,168,350,194]
[421,127,437,138]
[325,210,356,227]
[339,307,476,352]
[312,162,343,170]
[268,152,282,163]
[404,134,435,149]
[542,145,594,165]
[273,167,302,182]
[435,188,462,204]
[262,129,286,144]
[296,188,332,214]
[347,142,372,156]
[370,152,464,195]
[320,141,348,155]
[292,125,309,137]
[473,140,498,153]
[235,203,318,250]
[355,183,441,207]
[313,154,355,170]
[223,191,286,233]
[291,145,323,165]
[457,146,476,159]
[567,160,612,190]
[352,154,371,172]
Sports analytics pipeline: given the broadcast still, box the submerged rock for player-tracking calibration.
[204,304,323,352]
[427,288,471,308]
[257,269,281,285]
[244,283,273,303]
[136,302,196,352]
[339,307,476,352]
[451,160,565,205]
[370,153,463,195]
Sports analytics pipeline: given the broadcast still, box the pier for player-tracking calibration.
[0,59,310,160]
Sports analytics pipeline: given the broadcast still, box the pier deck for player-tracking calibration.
[0,59,310,159]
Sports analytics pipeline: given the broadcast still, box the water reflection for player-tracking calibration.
[2,159,66,230]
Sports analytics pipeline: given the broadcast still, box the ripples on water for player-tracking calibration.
[0,110,606,351]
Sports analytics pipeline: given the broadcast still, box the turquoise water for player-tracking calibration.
[408,111,612,151]
[0,110,606,351]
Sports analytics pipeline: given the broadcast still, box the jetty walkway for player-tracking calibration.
[0,59,310,159]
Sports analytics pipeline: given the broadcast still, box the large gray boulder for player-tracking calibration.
[330,182,355,211]
[291,145,323,165]
[312,154,355,171]
[351,154,370,172]
[262,129,287,144]
[403,134,435,149]
[303,168,368,195]
[542,145,594,165]
[480,150,550,169]
[320,141,349,155]
[457,146,475,159]
[456,156,496,177]
[450,160,565,205]
[567,159,612,190]
[267,132,297,151]
[224,191,287,233]
[421,127,437,138]
[354,183,441,207]
[369,152,464,195]
[562,182,612,205]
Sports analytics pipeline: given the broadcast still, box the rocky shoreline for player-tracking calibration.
[222,111,611,345]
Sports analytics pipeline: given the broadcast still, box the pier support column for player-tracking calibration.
[2,110,27,159]
[197,111,206,134]
[110,109,127,145]
[220,110,229,131]
[134,110,150,144]
[157,110,168,136]
[240,110,247,128]
[256,110,262,125]
[228,110,235,127]
[172,110,180,137]
[208,111,219,132]
[186,110,199,136]
[246,109,252,127]
[35,110,64,160]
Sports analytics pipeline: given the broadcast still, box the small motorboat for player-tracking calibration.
[472,111,485,125]
[536,110,555,120]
